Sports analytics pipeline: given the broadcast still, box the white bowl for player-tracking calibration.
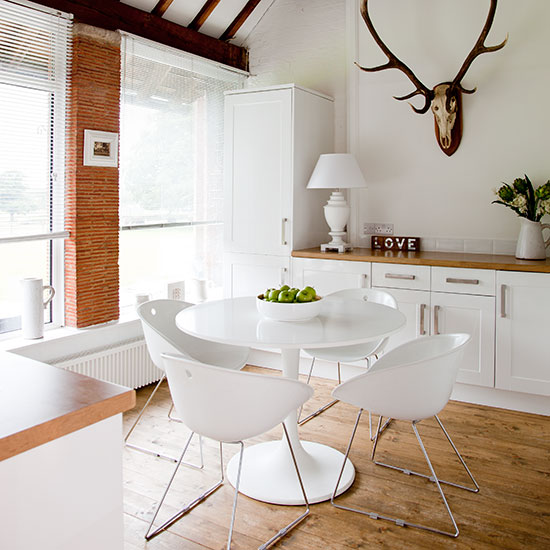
[256,295,323,322]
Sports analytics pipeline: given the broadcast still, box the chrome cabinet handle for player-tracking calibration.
[446,277,479,285]
[434,305,441,335]
[385,273,416,280]
[362,273,368,288]
[500,284,507,318]
[281,218,288,246]
[280,267,287,286]
[419,303,427,335]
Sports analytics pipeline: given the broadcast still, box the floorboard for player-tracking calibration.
[123,365,550,549]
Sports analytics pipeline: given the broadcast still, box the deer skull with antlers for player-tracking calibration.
[357,0,507,156]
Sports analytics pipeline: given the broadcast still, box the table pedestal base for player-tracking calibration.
[226,439,354,505]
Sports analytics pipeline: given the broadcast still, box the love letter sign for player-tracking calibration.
[372,236,421,252]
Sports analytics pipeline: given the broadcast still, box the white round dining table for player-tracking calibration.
[175,295,405,505]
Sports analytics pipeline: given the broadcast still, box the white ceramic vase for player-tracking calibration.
[21,278,55,339]
[515,218,550,260]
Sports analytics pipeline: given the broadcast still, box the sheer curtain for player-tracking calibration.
[119,33,246,307]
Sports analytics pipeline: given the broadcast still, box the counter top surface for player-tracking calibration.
[292,248,550,272]
[0,351,135,462]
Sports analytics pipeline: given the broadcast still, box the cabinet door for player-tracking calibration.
[224,253,290,298]
[381,288,431,352]
[291,258,369,295]
[496,271,550,395]
[432,292,495,387]
[224,89,292,255]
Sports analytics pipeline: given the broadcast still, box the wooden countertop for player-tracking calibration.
[292,248,550,272]
[0,352,135,462]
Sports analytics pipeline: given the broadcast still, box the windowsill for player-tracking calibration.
[1,307,143,363]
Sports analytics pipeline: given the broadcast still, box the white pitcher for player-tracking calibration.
[21,278,55,339]
[515,219,550,260]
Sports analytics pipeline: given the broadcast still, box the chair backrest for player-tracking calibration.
[332,333,471,421]
[326,287,398,310]
[327,288,398,358]
[162,354,314,443]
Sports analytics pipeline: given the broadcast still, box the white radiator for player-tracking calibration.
[53,338,162,389]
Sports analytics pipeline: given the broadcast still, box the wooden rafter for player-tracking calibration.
[151,0,175,18]
[188,0,222,31]
[220,0,261,42]
[31,0,248,71]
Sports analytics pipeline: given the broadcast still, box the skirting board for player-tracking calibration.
[247,348,550,417]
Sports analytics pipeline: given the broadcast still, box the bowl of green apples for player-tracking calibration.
[256,285,322,321]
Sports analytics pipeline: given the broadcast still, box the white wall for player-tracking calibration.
[349,0,550,249]
[246,0,550,252]
[244,0,347,152]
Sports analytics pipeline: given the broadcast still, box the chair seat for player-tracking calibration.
[192,343,248,371]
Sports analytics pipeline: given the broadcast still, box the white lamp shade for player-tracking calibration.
[307,153,367,190]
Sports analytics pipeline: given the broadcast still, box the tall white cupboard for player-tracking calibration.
[223,84,334,297]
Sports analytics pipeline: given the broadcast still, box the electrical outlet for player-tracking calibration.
[167,281,186,301]
[363,223,394,235]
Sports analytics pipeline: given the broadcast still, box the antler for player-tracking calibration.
[451,0,508,95]
[356,0,433,114]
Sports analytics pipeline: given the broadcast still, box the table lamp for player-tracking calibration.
[306,153,367,252]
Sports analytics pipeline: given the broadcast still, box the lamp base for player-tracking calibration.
[320,231,352,253]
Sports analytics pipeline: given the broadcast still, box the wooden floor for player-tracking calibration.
[123,366,550,550]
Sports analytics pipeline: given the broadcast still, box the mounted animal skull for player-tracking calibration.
[357,0,507,156]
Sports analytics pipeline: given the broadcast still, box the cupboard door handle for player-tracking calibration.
[419,303,427,335]
[280,267,287,286]
[434,305,441,335]
[445,277,479,285]
[500,284,507,318]
[385,273,416,280]
[281,218,288,246]
[362,273,368,288]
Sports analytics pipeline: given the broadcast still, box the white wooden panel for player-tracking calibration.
[291,258,369,296]
[432,267,495,296]
[432,292,495,387]
[224,253,290,298]
[372,263,430,291]
[381,288,431,352]
[496,271,550,395]
[224,89,292,255]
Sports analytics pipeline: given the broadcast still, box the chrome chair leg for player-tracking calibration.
[125,375,204,469]
[298,358,340,426]
[332,412,478,538]
[258,423,310,550]
[145,437,224,541]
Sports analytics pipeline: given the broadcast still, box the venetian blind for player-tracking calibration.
[119,33,247,229]
[0,0,72,242]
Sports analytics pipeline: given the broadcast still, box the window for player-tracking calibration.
[0,0,72,334]
[119,35,246,307]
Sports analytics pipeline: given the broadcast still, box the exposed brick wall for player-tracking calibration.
[65,24,121,328]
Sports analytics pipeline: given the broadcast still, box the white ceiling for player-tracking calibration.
[120,0,276,46]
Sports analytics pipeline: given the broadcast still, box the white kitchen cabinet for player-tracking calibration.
[223,84,334,297]
[291,257,370,295]
[372,264,495,387]
[223,253,289,298]
[496,271,550,395]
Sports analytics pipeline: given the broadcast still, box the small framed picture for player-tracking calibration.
[83,130,118,167]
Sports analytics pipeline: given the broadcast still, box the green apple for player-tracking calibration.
[280,284,290,291]
[303,286,317,299]
[268,289,281,302]
[278,290,294,303]
[296,290,313,303]
[264,288,274,300]
[289,288,300,301]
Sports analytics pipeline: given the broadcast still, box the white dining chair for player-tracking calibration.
[145,354,314,549]
[299,288,398,429]
[331,333,478,538]
[126,299,250,464]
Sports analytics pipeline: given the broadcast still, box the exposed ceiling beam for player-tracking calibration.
[188,0,221,31]
[32,0,248,71]
[220,0,261,42]
[151,0,174,18]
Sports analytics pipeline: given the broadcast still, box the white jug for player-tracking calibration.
[21,278,55,339]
